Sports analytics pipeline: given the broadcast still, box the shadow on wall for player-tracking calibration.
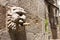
[8,25,27,40]
[44,0,58,39]
[48,5,57,39]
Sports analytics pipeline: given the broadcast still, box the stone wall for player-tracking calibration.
[0,0,48,40]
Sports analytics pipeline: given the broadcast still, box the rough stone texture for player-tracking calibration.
[0,5,6,29]
[18,0,46,40]
[0,0,47,40]
[0,30,11,40]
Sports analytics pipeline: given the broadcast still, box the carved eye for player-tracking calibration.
[16,12,23,16]
[13,9,16,11]
[20,13,23,16]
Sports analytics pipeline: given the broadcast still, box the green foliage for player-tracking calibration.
[45,19,49,32]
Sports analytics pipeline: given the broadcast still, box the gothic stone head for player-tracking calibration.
[7,6,27,25]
